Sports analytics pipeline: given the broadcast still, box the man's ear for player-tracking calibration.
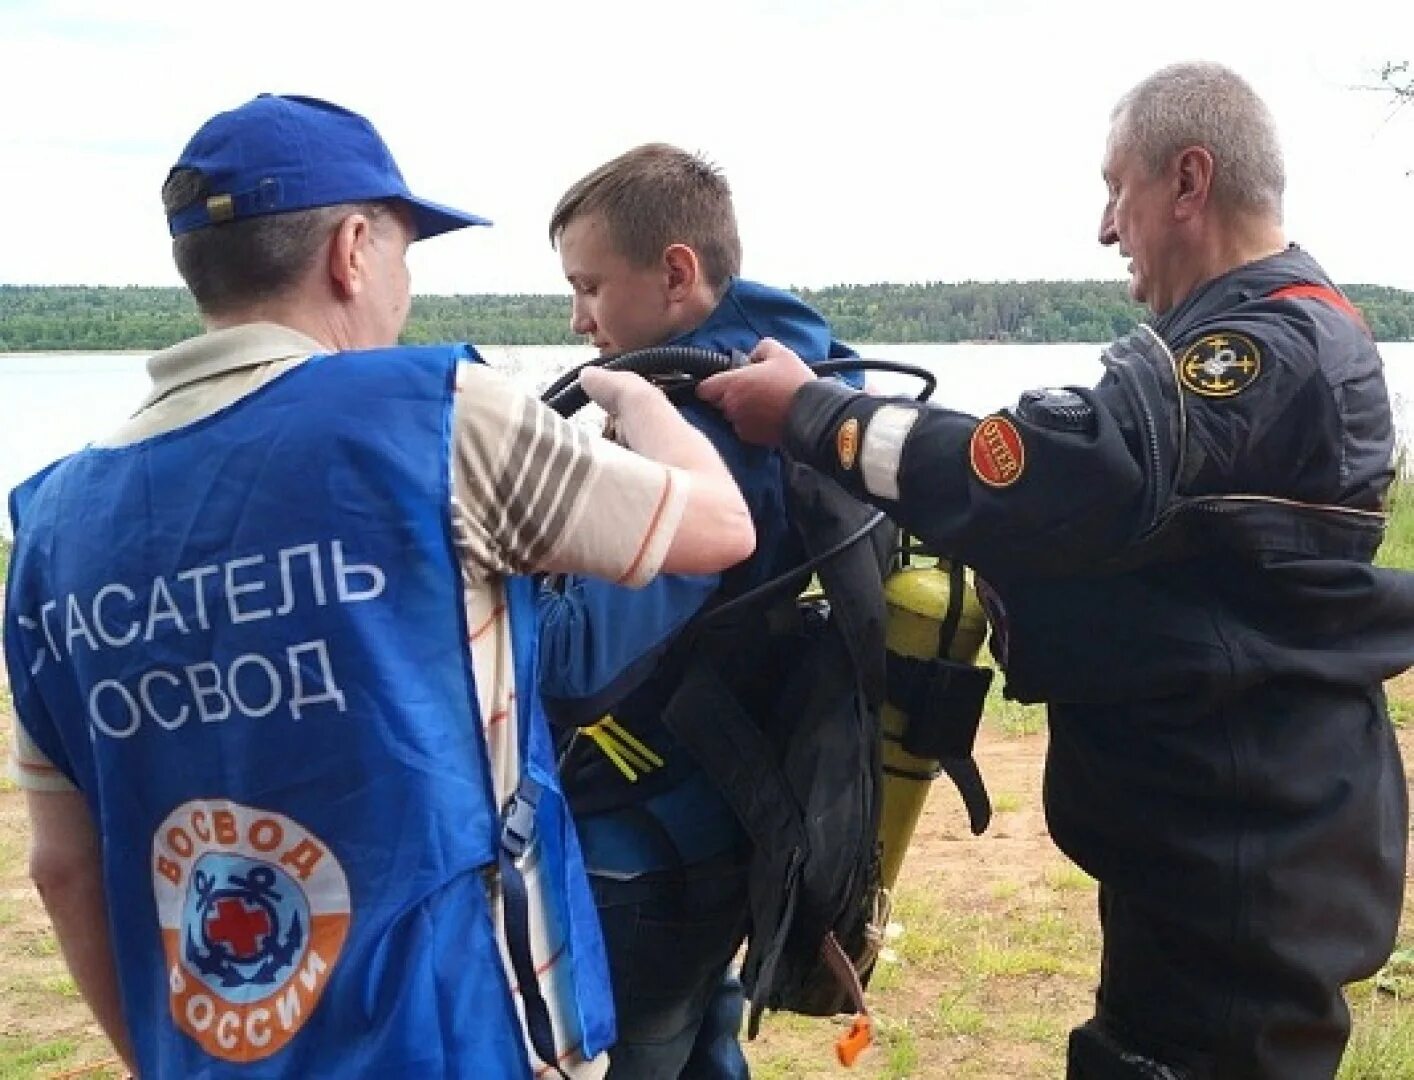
[1173,146,1214,222]
[327,212,374,300]
[663,243,702,301]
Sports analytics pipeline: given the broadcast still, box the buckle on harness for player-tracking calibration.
[500,779,542,861]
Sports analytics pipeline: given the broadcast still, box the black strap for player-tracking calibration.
[818,931,868,1018]
[784,461,892,705]
[884,651,993,835]
[658,655,810,1036]
[661,659,810,857]
[886,558,995,836]
[885,653,992,758]
[655,466,886,852]
[498,777,570,1079]
[745,848,804,1039]
[660,462,891,1028]
[935,560,967,658]
[938,756,993,837]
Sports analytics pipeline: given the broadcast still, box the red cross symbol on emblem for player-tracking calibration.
[206,897,272,959]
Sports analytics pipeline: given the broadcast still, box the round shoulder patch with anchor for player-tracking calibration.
[969,415,1025,488]
[1178,332,1262,398]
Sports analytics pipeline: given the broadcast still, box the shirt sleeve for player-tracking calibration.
[8,715,77,792]
[536,402,769,722]
[5,580,79,793]
[536,571,719,725]
[448,362,688,586]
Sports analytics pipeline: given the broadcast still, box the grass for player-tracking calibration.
[879,1020,918,1079]
[999,1012,1068,1045]
[1366,473,1409,737]
[890,891,981,967]
[1391,697,1412,729]
[0,829,25,881]
[1043,864,1094,892]
[973,940,1073,979]
[1341,959,1414,1080]
[0,1037,75,1079]
[1379,475,1414,570]
[984,675,1047,737]
[38,974,80,999]
[0,691,15,795]
[991,792,1023,814]
[936,994,986,1037]
[10,928,59,960]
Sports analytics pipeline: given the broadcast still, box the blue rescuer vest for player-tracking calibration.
[3,346,613,1078]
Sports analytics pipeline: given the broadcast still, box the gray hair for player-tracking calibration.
[1111,61,1285,220]
[162,168,389,316]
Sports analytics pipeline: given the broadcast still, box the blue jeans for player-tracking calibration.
[590,854,751,1079]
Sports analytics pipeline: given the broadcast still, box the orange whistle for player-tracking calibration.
[835,1013,873,1067]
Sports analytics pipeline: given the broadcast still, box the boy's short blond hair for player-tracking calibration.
[549,143,742,291]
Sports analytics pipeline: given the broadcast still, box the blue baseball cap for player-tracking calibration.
[166,94,490,239]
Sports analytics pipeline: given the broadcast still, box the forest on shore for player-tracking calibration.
[3,280,1414,351]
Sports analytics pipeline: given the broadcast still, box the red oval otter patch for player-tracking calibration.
[836,418,860,470]
[969,415,1025,488]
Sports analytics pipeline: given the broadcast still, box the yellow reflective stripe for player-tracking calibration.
[601,716,664,768]
[578,715,665,782]
[582,724,640,782]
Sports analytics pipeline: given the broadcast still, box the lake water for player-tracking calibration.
[3,341,1413,535]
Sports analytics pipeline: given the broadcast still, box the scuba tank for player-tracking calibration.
[878,558,994,891]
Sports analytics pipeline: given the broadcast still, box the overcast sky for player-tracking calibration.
[3,0,1411,297]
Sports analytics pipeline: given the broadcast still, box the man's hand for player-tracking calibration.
[574,365,755,575]
[579,367,669,451]
[697,338,816,446]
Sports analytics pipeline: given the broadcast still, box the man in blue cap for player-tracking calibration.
[4,94,754,1079]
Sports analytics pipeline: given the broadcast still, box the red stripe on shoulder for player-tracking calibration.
[1267,284,1371,336]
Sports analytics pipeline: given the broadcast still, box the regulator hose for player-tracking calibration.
[543,346,739,416]
[540,346,938,627]
[541,346,937,416]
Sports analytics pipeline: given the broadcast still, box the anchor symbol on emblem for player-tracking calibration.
[184,862,305,989]
[1181,335,1259,397]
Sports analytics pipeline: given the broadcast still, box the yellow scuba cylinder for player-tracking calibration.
[878,561,990,891]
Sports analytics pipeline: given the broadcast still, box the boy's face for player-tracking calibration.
[559,211,679,356]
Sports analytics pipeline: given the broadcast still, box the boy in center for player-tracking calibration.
[537,143,857,1078]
